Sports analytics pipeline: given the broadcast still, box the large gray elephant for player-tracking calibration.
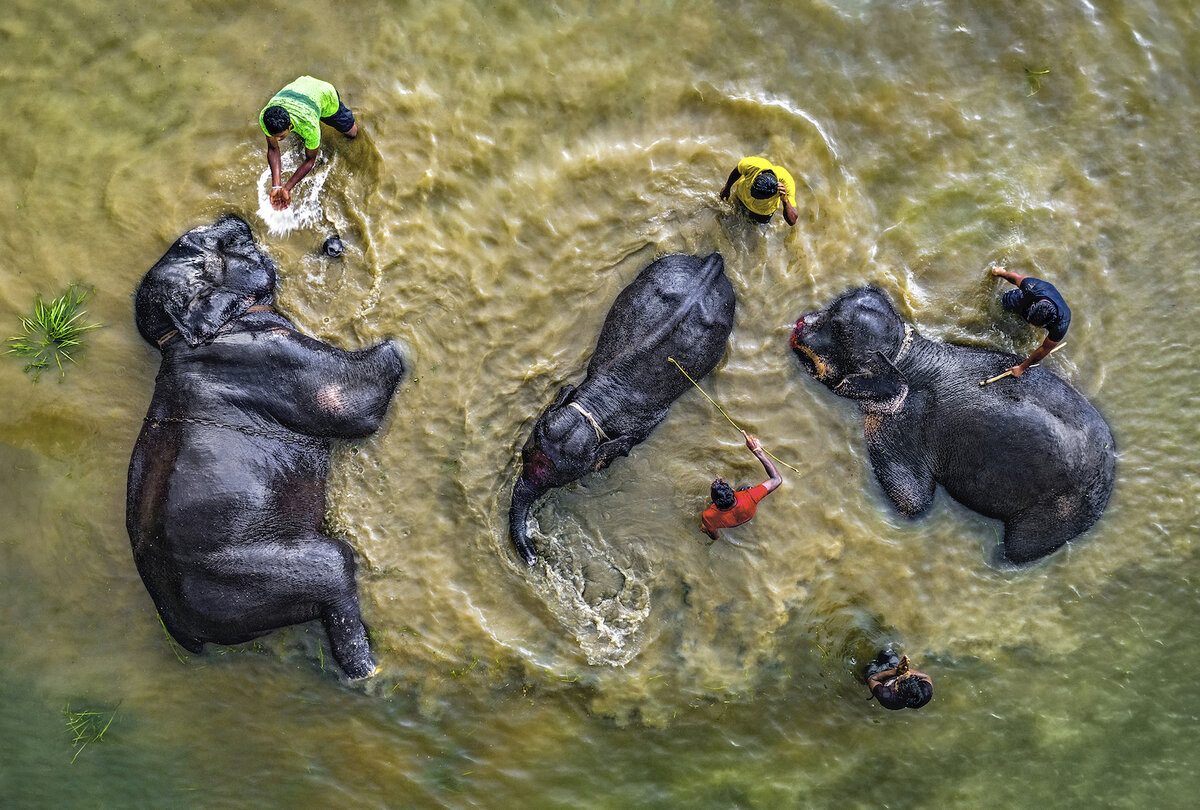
[509,253,736,566]
[789,287,1115,564]
[126,215,406,678]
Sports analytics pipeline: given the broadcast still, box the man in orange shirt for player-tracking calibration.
[701,431,783,542]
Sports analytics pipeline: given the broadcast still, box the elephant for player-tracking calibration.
[126,214,406,678]
[509,252,737,566]
[789,287,1115,565]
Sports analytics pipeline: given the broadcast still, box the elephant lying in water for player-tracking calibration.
[789,287,1115,564]
[126,215,406,678]
[509,253,736,566]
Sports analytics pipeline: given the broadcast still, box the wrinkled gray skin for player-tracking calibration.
[789,287,1115,565]
[509,253,736,566]
[126,215,406,678]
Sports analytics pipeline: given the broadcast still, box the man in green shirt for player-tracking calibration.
[260,76,359,210]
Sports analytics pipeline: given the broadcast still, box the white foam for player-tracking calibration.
[256,151,336,236]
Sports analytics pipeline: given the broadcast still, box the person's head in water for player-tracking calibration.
[711,478,736,510]
[263,106,292,136]
[1026,299,1057,328]
[895,674,926,708]
[750,169,779,200]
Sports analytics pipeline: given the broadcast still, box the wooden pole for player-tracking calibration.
[980,343,1065,386]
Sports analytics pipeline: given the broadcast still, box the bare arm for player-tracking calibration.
[265,136,283,186]
[990,265,1027,286]
[284,147,321,193]
[1010,336,1059,377]
[266,137,287,209]
[867,655,911,689]
[719,167,740,200]
[778,178,799,226]
[744,432,782,494]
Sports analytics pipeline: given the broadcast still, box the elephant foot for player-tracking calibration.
[998,513,1074,566]
[322,608,376,679]
[348,663,381,682]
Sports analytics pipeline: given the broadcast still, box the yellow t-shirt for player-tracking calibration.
[731,156,797,217]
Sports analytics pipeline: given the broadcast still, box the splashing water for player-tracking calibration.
[256,151,337,236]
[527,515,653,667]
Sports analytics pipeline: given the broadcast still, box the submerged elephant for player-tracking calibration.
[509,253,736,565]
[126,215,406,678]
[789,287,1115,564]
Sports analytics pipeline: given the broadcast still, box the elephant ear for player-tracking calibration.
[135,248,249,347]
[833,354,908,404]
[134,218,275,348]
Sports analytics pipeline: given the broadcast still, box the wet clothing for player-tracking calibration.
[1001,276,1071,342]
[702,483,770,533]
[730,157,797,220]
[870,674,934,710]
[260,76,353,149]
[864,650,932,710]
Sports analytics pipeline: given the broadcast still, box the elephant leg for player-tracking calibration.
[998,505,1075,565]
[187,534,376,679]
[865,418,935,517]
[871,454,936,517]
[158,607,205,654]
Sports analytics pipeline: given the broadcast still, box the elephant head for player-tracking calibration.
[134,214,277,348]
[789,287,910,404]
[509,384,632,566]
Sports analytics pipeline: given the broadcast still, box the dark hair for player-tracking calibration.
[1027,299,1057,328]
[263,106,291,135]
[750,170,778,199]
[896,674,927,708]
[711,479,736,510]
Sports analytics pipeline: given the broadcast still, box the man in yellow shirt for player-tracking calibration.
[719,156,799,226]
[260,76,359,210]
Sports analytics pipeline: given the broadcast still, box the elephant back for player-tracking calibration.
[587,253,735,390]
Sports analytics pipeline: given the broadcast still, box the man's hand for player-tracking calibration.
[1008,363,1028,378]
[777,178,790,200]
[743,431,762,451]
[897,656,910,676]
[270,186,291,210]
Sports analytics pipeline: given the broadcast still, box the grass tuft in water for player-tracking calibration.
[1025,65,1051,96]
[63,702,119,763]
[6,285,102,381]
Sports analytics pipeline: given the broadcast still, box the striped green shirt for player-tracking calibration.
[259,76,339,150]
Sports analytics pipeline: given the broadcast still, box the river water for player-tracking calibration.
[2,0,1198,807]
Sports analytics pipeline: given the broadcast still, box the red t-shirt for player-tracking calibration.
[701,484,770,532]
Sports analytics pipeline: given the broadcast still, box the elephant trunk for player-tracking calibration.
[508,475,546,566]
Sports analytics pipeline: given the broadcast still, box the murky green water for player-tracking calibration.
[2,0,1199,807]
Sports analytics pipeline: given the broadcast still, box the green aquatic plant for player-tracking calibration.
[7,285,102,381]
[63,702,119,763]
[1025,65,1051,96]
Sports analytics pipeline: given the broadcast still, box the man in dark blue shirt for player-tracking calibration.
[991,266,1071,377]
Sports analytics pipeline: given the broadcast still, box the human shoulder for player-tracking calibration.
[1019,276,1060,299]
[745,483,771,503]
[737,155,773,174]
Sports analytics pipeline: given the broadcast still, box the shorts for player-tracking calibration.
[321,97,356,134]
